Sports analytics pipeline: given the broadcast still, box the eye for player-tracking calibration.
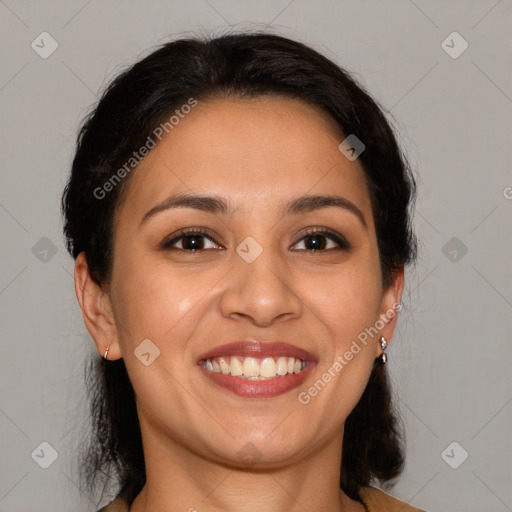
[161,228,222,252]
[161,227,350,252]
[291,228,351,252]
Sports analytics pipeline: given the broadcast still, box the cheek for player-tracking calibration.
[310,265,381,415]
[111,256,212,345]
[302,265,382,343]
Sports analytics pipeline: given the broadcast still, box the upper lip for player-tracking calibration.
[197,341,317,363]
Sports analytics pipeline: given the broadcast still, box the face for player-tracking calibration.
[79,96,403,469]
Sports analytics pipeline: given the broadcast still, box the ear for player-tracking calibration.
[374,266,404,358]
[74,252,122,360]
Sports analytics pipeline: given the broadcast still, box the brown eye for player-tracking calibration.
[162,229,221,252]
[291,229,351,252]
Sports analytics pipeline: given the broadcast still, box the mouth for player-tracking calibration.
[201,355,308,379]
[197,341,316,398]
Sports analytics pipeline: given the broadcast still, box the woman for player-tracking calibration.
[62,32,425,511]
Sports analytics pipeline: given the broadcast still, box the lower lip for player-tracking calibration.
[199,363,316,398]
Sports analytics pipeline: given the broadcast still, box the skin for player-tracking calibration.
[75,96,403,512]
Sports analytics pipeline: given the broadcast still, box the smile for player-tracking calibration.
[201,355,308,380]
[197,341,316,398]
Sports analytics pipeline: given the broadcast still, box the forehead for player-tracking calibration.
[115,96,373,225]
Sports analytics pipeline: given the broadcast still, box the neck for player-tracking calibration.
[128,416,365,512]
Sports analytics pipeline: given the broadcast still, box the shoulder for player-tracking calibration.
[96,496,129,512]
[359,486,428,512]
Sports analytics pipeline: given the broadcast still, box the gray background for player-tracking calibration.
[1,1,511,511]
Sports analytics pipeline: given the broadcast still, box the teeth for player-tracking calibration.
[203,355,307,379]
[230,356,243,376]
[276,357,288,375]
[260,357,276,377]
[243,357,260,377]
[218,357,230,375]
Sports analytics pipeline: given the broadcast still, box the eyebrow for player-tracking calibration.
[139,193,366,229]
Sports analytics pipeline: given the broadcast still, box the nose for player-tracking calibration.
[219,245,302,327]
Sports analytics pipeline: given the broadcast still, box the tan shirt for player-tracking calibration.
[97,486,426,511]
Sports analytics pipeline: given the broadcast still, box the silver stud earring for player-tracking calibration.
[379,336,387,364]
[103,346,110,360]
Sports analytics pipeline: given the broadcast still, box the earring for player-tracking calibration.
[103,346,110,360]
[379,336,387,364]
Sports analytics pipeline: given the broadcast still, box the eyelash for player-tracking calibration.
[161,227,352,252]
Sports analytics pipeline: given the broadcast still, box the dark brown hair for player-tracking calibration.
[61,31,417,506]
